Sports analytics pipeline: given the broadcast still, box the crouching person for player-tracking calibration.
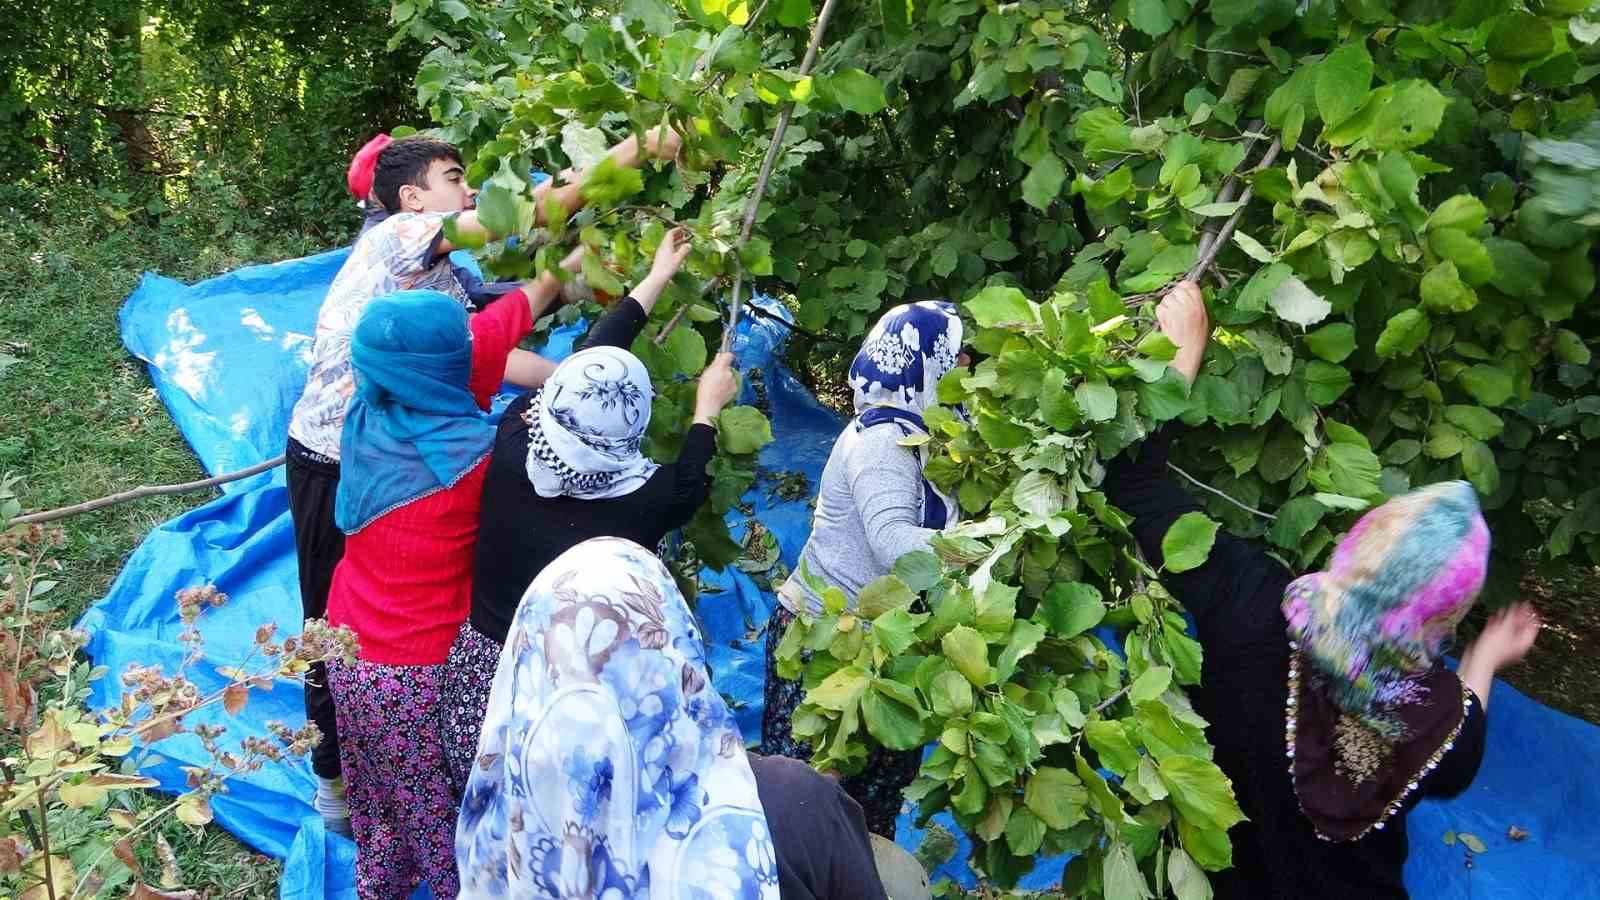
[455,538,890,900]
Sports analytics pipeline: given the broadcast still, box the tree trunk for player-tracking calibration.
[107,1,159,172]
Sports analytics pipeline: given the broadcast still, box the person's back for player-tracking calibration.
[289,211,467,459]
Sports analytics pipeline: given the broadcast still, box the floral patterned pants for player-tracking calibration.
[759,604,922,838]
[440,620,501,800]
[327,658,460,900]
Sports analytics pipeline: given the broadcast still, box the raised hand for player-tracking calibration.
[1155,280,1209,384]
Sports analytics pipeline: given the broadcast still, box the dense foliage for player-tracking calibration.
[395,0,1600,894]
[3,0,421,234]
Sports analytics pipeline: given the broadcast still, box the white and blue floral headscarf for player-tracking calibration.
[848,301,964,529]
[524,346,661,500]
[456,537,779,900]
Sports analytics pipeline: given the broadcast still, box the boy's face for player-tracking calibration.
[397,158,475,214]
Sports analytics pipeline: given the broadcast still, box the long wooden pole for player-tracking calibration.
[10,456,285,526]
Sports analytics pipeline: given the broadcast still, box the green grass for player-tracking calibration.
[0,183,339,898]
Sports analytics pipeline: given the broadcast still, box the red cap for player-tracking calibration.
[347,133,393,202]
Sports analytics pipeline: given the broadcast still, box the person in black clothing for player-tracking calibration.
[440,227,742,794]
[1103,282,1541,898]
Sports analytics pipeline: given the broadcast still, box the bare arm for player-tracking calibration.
[437,126,683,253]
[1156,280,1208,385]
[1457,601,1540,709]
[502,246,587,389]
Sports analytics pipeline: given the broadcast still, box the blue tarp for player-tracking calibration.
[84,247,1600,899]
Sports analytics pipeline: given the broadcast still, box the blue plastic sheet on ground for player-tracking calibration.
[85,248,1600,899]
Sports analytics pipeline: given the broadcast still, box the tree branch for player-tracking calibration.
[1186,137,1282,283]
[11,456,285,526]
[722,0,844,353]
[1166,461,1277,521]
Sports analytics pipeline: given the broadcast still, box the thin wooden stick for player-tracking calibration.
[1195,119,1264,260]
[10,455,285,526]
[721,0,843,352]
[1185,138,1282,283]
[1167,461,1277,521]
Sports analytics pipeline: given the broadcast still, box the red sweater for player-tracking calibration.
[327,290,532,665]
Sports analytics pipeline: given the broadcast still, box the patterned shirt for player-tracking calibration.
[287,212,468,460]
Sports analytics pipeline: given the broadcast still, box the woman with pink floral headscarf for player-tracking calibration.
[1101,282,1540,899]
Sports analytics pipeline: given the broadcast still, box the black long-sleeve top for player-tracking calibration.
[1103,428,1486,899]
[469,298,717,644]
[747,753,890,900]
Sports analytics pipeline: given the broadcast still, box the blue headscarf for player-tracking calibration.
[848,300,964,529]
[455,537,779,899]
[334,290,498,533]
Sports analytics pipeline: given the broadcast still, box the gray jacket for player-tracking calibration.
[779,424,936,615]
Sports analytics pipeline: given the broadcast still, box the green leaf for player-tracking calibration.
[1427,195,1489,234]
[1104,841,1153,900]
[1129,0,1175,36]
[779,0,814,26]
[893,550,942,592]
[1236,263,1293,313]
[1036,582,1106,638]
[1458,364,1515,406]
[1269,495,1328,549]
[1303,361,1352,405]
[1022,153,1067,211]
[863,683,925,750]
[1554,329,1592,365]
[942,625,993,687]
[717,405,774,454]
[966,286,1036,328]
[1169,848,1214,900]
[870,606,923,656]
[1310,442,1382,498]
[1375,308,1431,358]
[1316,42,1374,127]
[1159,755,1246,831]
[578,154,645,206]
[929,669,975,717]
[1420,261,1478,313]
[1137,369,1193,421]
[1076,381,1119,422]
[1370,80,1449,151]
[857,574,917,618]
[475,184,536,238]
[1443,405,1505,440]
[665,325,708,374]
[1023,767,1089,830]
[1462,439,1500,496]
[1085,720,1142,776]
[1488,11,1557,62]
[1004,807,1048,856]
[1162,511,1219,573]
[1305,323,1356,363]
[821,68,888,115]
[808,664,871,711]
[1130,665,1173,704]
[996,619,1046,681]
[1429,229,1494,285]
[1084,70,1124,104]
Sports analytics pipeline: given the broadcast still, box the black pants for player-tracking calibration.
[286,439,344,780]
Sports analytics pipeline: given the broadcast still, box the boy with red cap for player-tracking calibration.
[290,127,682,835]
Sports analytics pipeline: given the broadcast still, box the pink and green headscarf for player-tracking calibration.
[1282,480,1489,736]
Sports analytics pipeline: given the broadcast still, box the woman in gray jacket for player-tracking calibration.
[761,300,966,836]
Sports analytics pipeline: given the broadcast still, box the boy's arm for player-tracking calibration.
[501,247,588,389]
[437,125,682,253]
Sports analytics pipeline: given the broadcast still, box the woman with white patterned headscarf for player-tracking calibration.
[439,228,741,799]
[760,300,969,836]
[456,538,888,900]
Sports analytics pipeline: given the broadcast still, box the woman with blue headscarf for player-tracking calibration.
[759,301,968,836]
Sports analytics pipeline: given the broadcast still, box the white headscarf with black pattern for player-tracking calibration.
[524,346,661,500]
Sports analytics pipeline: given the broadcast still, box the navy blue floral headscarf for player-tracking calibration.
[847,300,963,529]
